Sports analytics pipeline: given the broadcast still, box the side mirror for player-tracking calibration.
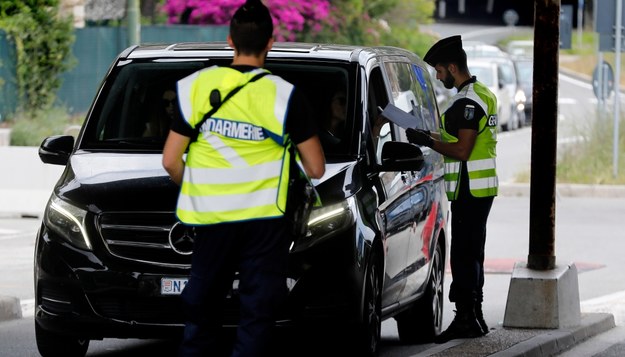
[39,135,74,165]
[379,141,424,172]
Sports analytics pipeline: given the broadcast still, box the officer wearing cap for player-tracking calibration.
[406,35,498,343]
[162,0,325,355]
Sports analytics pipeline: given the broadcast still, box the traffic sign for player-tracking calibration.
[592,61,615,100]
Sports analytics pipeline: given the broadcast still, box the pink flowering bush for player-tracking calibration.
[162,0,331,41]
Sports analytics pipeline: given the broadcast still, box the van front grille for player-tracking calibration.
[98,212,192,267]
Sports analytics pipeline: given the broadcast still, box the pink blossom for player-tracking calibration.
[161,0,331,41]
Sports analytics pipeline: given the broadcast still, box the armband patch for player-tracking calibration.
[464,105,475,120]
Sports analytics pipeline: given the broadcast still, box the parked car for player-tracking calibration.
[463,40,507,59]
[512,56,533,124]
[34,42,449,357]
[506,40,534,58]
[468,56,522,131]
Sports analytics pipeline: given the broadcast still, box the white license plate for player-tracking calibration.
[160,277,188,295]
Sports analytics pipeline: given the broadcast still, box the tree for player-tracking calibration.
[0,0,75,116]
[162,0,330,41]
[160,0,437,55]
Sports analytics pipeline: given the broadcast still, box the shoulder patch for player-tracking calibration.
[464,104,475,120]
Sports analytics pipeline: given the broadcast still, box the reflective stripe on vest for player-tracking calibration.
[175,66,293,224]
[441,81,498,200]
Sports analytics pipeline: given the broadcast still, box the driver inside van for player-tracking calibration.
[143,89,177,138]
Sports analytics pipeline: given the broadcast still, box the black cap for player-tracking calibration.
[423,35,463,66]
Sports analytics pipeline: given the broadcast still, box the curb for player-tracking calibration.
[426,312,616,357]
[492,313,616,356]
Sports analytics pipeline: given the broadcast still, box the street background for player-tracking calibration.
[2,22,625,356]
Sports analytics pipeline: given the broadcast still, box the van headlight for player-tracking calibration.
[304,196,355,242]
[44,194,93,251]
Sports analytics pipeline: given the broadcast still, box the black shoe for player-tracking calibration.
[434,312,483,344]
[476,315,489,335]
[475,303,489,335]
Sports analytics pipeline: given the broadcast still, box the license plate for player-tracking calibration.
[160,277,188,295]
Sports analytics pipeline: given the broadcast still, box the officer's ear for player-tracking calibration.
[447,63,458,75]
[227,35,235,50]
[265,37,274,53]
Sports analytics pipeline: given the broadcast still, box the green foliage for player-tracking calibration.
[0,0,76,117]
[556,112,625,184]
[303,0,436,54]
[8,106,83,146]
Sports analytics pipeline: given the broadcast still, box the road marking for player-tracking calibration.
[560,73,593,90]
[445,258,605,275]
[581,290,625,325]
[559,97,577,105]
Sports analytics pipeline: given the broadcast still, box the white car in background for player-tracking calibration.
[468,58,521,131]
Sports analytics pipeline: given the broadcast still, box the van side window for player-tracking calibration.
[367,67,390,165]
[383,62,442,136]
[412,64,441,132]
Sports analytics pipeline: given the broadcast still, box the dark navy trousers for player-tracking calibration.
[448,194,494,306]
[178,218,290,357]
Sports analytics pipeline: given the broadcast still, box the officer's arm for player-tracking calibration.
[162,130,190,185]
[296,135,326,179]
[430,128,477,162]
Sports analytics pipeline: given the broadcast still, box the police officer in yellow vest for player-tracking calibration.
[406,35,498,344]
[162,1,325,355]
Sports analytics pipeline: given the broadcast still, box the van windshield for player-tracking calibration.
[80,60,355,159]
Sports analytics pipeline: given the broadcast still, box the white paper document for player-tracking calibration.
[380,103,416,129]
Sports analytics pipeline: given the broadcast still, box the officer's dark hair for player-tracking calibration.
[439,50,469,73]
[230,0,274,56]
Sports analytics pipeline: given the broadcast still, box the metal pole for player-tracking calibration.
[596,1,604,112]
[614,0,622,178]
[599,53,605,111]
[127,0,140,47]
[528,0,559,271]
[577,0,583,49]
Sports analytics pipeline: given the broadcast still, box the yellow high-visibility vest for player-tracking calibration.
[175,66,294,224]
[440,81,498,200]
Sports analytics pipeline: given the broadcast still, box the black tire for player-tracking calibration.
[35,322,89,357]
[396,243,444,344]
[351,252,382,357]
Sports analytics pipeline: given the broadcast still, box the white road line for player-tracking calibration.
[581,290,625,325]
[560,73,593,90]
[558,97,577,105]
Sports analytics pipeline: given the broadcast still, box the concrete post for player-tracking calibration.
[503,0,582,329]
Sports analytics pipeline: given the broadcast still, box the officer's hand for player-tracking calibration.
[406,128,433,147]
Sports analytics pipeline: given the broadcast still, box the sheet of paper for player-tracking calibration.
[380,103,415,129]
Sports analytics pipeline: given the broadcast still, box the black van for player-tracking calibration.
[35,42,449,356]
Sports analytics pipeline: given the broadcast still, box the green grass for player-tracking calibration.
[7,107,84,146]
[500,31,625,185]
[556,113,625,184]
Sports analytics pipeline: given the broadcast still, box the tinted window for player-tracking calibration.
[82,61,206,150]
[383,61,439,134]
[498,62,516,85]
[470,65,494,87]
[81,60,354,158]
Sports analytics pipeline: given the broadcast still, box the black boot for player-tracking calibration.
[434,302,483,344]
[475,301,489,335]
